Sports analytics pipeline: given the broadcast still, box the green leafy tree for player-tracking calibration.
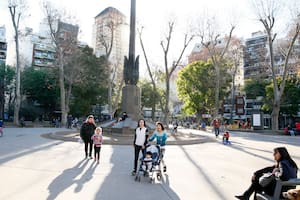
[177,61,230,121]
[0,64,15,119]
[244,78,270,99]
[139,79,164,120]
[21,67,59,117]
[281,78,300,116]
[69,46,109,117]
[263,77,300,116]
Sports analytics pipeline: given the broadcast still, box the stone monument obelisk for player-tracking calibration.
[122,0,141,120]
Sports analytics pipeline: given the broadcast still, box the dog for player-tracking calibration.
[282,189,300,200]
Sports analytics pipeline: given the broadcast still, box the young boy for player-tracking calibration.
[91,127,103,164]
[222,131,231,145]
[142,151,153,172]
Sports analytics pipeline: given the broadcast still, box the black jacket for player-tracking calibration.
[80,122,96,142]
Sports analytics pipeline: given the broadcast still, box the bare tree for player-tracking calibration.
[252,0,300,131]
[8,0,27,125]
[160,21,194,126]
[43,1,79,126]
[197,17,235,118]
[96,10,125,117]
[64,48,84,111]
[137,27,164,120]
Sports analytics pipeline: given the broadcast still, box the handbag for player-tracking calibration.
[259,172,275,187]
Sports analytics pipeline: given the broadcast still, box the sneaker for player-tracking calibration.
[89,156,93,159]
[131,170,136,176]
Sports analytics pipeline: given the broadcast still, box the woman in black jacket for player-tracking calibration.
[235,147,298,200]
[80,115,96,159]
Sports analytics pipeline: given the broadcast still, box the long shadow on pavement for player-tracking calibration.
[95,145,180,200]
[0,128,63,165]
[178,145,227,200]
[47,158,96,200]
[231,131,300,147]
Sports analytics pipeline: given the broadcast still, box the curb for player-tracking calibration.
[41,131,214,145]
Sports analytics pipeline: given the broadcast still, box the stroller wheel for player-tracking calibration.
[156,173,161,180]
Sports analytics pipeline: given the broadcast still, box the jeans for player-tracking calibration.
[214,127,220,137]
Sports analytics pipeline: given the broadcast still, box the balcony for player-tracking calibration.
[34,44,56,52]
[0,43,7,51]
[33,59,54,67]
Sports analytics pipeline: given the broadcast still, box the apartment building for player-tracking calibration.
[243,31,269,79]
[92,7,128,65]
[18,21,79,69]
[0,26,7,65]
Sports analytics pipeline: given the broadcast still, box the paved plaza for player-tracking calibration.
[0,127,299,200]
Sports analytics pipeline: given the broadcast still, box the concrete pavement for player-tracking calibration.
[0,127,300,200]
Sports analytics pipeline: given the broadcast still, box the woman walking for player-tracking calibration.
[132,119,149,176]
[149,122,168,172]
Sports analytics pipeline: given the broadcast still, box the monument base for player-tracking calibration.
[109,117,156,135]
[121,84,141,120]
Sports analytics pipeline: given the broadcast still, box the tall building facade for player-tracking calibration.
[243,31,269,79]
[0,26,7,65]
[18,21,79,69]
[244,31,300,79]
[92,7,128,65]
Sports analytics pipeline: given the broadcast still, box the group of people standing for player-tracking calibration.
[79,116,168,171]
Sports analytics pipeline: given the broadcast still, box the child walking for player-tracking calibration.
[91,127,103,164]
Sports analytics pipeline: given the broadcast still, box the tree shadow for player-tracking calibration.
[231,131,300,147]
[0,128,64,165]
[178,145,227,200]
[95,145,180,200]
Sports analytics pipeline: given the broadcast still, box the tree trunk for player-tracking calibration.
[0,70,4,119]
[214,64,220,117]
[13,34,21,125]
[108,80,112,116]
[59,53,67,126]
[66,83,72,114]
[230,75,235,124]
[112,77,124,115]
[271,101,280,131]
[164,76,170,128]
[151,92,156,121]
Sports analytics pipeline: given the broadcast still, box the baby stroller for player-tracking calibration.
[135,144,163,183]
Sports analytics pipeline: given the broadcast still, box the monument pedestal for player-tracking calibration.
[121,84,141,120]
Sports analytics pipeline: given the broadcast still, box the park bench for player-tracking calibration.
[256,178,300,200]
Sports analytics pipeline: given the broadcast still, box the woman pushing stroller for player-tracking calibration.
[149,122,168,172]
